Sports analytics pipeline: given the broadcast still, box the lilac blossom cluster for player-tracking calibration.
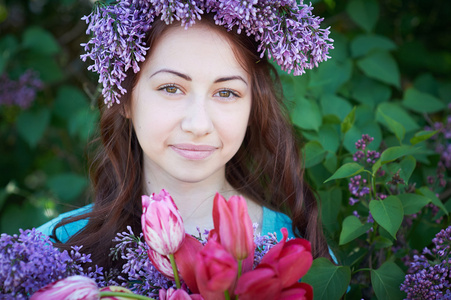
[425,106,451,188]
[81,0,333,107]
[401,226,451,299]
[0,229,103,299]
[110,226,174,297]
[0,70,43,108]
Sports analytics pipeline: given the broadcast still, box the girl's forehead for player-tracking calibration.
[143,24,249,82]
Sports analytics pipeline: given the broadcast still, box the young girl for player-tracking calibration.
[38,0,333,272]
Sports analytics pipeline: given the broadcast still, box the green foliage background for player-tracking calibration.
[1,0,450,298]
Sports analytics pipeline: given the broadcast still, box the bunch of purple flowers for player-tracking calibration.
[81,0,333,107]
[401,226,451,299]
[0,229,103,299]
[0,70,43,108]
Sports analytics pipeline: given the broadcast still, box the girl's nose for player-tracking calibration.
[180,96,214,137]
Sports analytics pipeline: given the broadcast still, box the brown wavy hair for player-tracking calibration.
[53,14,330,271]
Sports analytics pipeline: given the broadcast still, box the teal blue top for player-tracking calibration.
[37,204,295,243]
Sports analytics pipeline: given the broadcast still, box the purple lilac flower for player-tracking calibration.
[111,226,175,297]
[401,226,451,299]
[0,228,103,299]
[0,70,43,108]
[81,0,333,106]
[348,174,371,206]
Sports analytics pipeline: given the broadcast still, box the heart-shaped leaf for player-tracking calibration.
[369,196,403,239]
[339,215,373,245]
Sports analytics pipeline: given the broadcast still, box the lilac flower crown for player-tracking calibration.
[81,0,334,107]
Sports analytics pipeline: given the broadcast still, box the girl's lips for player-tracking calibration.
[170,144,217,160]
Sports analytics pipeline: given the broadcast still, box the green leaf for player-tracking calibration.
[351,76,392,107]
[373,236,393,250]
[402,87,445,113]
[303,141,327,168]
[291,97,322,131]
[16,108,50,148]
[351,34,397,58]
[53,85,90,119]
[320,94,353,121]
[380,145,422,163]
[309,59,353,95]
[339,215,373,245]
[371,262,406,300]
[69,107,99,141]
[398,193,431,215]
[302,258,351,300]
[399,156,416,183]
[418,186,448,215]
[318,187,342,234]
[377,109,406,143]
[340,106,356,134]
[369,196,403,239]
[317,125,340,153]
[410,130,438,145]
[324,162,363,183]
[357,51,400,88]
[346,0,379,33]
[377,102,420,133]
[22,26,61,55]
[0,34,19,73]
[47,173,88,202]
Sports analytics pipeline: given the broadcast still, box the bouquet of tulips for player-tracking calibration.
[28,190,313,300]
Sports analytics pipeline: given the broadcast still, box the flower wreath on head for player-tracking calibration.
[81,0,334,107]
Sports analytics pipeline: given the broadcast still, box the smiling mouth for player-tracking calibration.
[170,144,217,160]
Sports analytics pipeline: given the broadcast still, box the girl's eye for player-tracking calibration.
[158,84,182,94]
[214,89,239,99]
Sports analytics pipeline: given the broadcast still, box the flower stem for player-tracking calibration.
[237,260,243,279]
[99,292,156,300]
[169,253,181,289]
[224,290,231,300]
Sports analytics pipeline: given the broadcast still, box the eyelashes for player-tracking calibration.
[157,84,241,100]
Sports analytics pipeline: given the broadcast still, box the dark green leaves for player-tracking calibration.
[371,262,406,300]
[303,258,351,300]
[339,215,373,245]
[369,196,403,239]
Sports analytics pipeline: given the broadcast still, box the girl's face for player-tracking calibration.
[128,23,252,187]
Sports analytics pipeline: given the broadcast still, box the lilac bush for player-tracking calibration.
[0,70,43,108]
[0,229,103,299]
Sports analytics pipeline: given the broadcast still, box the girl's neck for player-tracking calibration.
[142,168,239,234]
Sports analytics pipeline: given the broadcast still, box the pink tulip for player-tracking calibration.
[159,287,204,300]
[260,228,313,288]
[234,264,282,300]
[195,235,238,300]
[99,286,134,300]
[174,234,204,294]
[212,193,254,260]
[147,248,175,279]
[279,282,313,300]
[30,275,99,300]
[142,189,185,255]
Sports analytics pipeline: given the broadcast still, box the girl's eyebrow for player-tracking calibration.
[150,68,248,86]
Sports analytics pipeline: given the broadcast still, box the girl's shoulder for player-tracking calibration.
[261,206,295,240]
[36,204,93,243]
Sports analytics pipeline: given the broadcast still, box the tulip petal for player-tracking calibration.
[174,234,204,294]
[279,282,313,300]
[147,248,175,279]
[30,275,99,300]
[234,265,282,300]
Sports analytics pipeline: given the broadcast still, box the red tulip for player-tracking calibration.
[159,287,204,300]
[147,248,175,279]
[260,228,313,288]
[30,275,99,300]
[279,282,313,300]
[174,234,204,294]
[234,264,282,300]
[195,235,238,300]
[212,193,254,260]
[141,189,185,255]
